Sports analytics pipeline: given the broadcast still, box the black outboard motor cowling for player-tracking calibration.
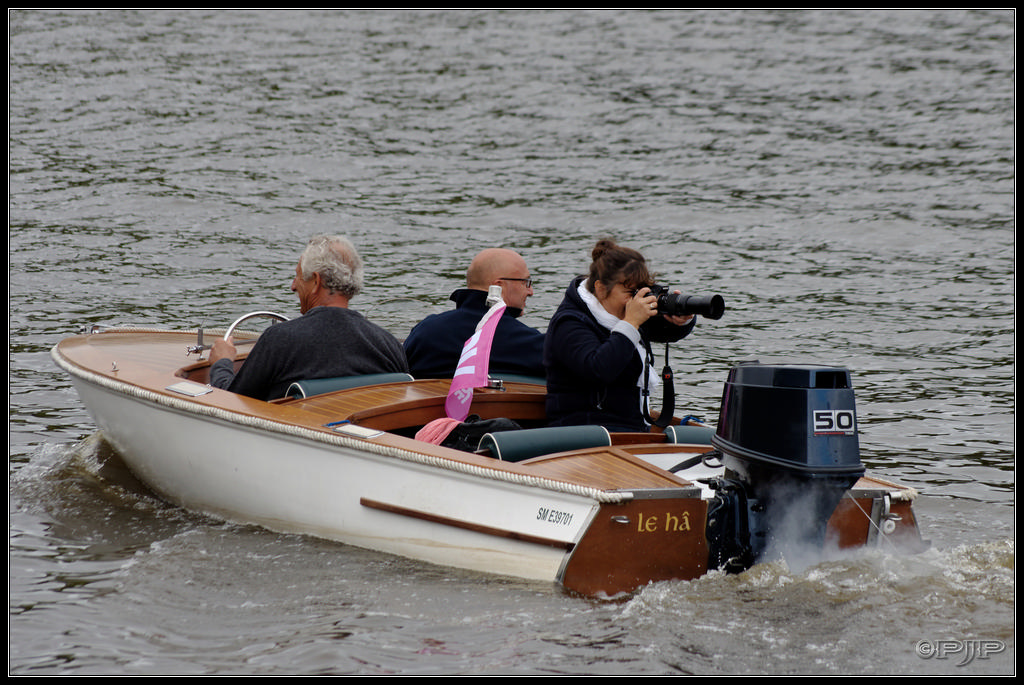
[709,363,865,568]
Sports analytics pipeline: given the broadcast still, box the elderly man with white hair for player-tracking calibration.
[210,235,408,401]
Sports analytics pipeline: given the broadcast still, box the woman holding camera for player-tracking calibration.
[543,239,696,432]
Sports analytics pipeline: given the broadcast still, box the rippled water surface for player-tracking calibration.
[9,9,1014,675]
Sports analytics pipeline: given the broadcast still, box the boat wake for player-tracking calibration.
[12,432,183,522]
[619,539,1014,673]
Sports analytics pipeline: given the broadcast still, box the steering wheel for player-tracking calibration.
[223,311,290,341]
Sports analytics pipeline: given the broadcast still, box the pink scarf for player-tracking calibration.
[444,297,506,421]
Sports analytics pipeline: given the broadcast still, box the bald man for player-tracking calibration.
[404,248,545,380]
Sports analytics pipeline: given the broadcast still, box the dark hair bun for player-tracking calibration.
[586,238,650,292]
[591,238,618,262]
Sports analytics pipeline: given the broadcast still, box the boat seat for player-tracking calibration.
[663,424,716,445]
[477,425,612,462]
[285,373,415,399]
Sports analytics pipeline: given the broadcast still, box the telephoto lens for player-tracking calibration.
[649,285,725,320]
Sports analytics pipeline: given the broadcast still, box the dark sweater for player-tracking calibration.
[403,288,545,380]
[543,276,694,432]
[210,306,408,401]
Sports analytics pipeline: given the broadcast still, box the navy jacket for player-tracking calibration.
[404,288,546,380]
[543,276,694,432]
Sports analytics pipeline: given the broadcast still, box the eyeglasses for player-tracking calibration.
[499,277,534,288]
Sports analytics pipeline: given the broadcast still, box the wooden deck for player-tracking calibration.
[55,328,921,504]
[54,328,705,494]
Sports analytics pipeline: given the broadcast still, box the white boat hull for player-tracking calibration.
[69,374,599,584]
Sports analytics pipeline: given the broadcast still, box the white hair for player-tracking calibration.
[298,235,364,299]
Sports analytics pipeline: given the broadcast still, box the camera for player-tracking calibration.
[648,285,725,320]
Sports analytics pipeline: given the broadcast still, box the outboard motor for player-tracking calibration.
[705,362,865,571]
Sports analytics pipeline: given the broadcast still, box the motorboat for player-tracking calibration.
[51,314,926,598]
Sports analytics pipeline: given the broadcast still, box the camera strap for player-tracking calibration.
[642,343,675,429]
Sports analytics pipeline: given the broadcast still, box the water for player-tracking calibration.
[8,9,1014,675]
